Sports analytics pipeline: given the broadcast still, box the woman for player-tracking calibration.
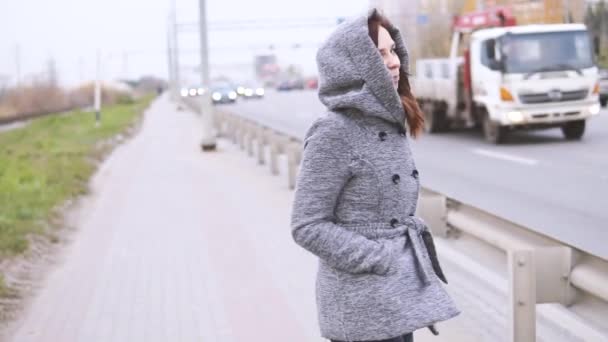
[290,9,460,342]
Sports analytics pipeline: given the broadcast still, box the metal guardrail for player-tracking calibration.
[181,97,608,342]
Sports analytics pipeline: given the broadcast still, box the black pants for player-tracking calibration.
[330,332,413,342]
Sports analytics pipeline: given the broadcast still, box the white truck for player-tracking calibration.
[413,7,601,143]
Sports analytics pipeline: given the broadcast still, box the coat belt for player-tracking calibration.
[399,216,448,285]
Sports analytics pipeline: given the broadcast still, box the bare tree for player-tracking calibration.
[419,0,466,58]
[586,0,608,67]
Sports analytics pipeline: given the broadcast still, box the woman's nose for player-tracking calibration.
[387,55,400,70]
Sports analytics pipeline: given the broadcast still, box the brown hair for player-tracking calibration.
[368,12,425,138]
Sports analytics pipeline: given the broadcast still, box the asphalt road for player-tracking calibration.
[223,89,608,260]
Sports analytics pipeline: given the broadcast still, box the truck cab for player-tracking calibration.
[414,7,601,143]
[472,24,600,142]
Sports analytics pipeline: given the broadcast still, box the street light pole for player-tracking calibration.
[15,44,21,87]
[171,0,181,99]
[166,0,180,100]
[94,49,102,127]
[199,0,216,151]
[167,13,177,100]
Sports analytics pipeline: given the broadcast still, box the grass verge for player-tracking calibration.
[0,95,154,264]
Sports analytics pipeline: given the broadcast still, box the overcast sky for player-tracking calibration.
[0,0,371,87]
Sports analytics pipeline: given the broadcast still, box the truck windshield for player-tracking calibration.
[501,30,594,74]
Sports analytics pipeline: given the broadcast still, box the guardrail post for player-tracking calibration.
[294,143,302,166]
[234,119,240,147]
[213,111,223,137]
[269,133,280,176]
[508,249,536,342]
[287,142,302,190]
[247,124,255,157]
[238,120,246,150]
[230,117,238,144]
[257,128,266,165]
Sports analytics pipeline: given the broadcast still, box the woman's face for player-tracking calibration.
[377,26,400,89]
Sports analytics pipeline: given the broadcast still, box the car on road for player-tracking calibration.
[599,69,608,107]
[276,80,292,91]
[180,85,205,98]
[210,85,238,105]
[305,77,318,90]
[235,83,247,97]
[276,78,305,91]
[289,78,305,90]
[242,82,265,99]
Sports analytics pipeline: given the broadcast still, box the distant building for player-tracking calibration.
[254,54,280,86]
[462,0,587,23]
[371,0,590,65]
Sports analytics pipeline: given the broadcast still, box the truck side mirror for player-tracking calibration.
[485,39,504,71]
[489,60,503,71]
[486,39,496,60]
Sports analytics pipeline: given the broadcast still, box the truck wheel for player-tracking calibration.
[423,103,447,133]
[561,120,585,140]
[482,113,506,144]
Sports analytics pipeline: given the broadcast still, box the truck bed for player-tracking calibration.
[413,57,464,117]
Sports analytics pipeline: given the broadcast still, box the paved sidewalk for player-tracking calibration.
[7,95,485,341]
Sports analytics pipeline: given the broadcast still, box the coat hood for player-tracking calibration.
[316,8,410,130]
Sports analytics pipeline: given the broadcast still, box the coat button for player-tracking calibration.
[392,174,400,184]
[378,131,387,141]
[412,169,419,179]
[390,218,399,227]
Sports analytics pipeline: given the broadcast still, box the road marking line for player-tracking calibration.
[472,149,539,166]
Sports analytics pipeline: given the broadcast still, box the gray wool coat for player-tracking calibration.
[290,9,460,342]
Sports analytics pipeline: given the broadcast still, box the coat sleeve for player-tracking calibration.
[290,119,393,275]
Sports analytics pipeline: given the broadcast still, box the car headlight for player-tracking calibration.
[212,92,222,101]
[244,89,254,96]
[228,92,237,99]
[507,111,524,123]
[189,89,197,96]
[256,88,265,96]
[237,86,245,95]
[590,103,601,115]
[180,88,189,97]
[197,88,205,95]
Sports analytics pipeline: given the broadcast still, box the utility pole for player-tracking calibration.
[199,0,216,151]
[47,57,58,86]
[15,44,21,87]
[94,49,102,127]
[122,50,128,79]
[167,15,175,99]
[171,0,180,99]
